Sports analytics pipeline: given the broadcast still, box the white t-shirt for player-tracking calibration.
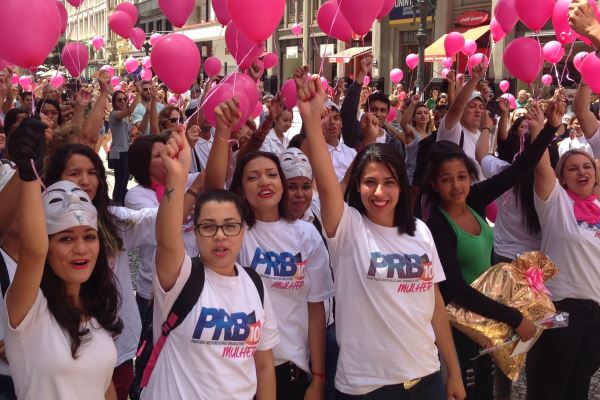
[437,115,483,179]
[132,103,165,136]
[142,256,279,400]
[238,219,334,374]
[326,204,444,395]
[328,142,357,182]
[194,135,214,171]
[108,206,158,365]
[259,129,289,156]
[481,155,541,259]
[534,179,600,304]
[124,175,201,299]
[0,249,17,376]
[4,290,117,400]
[588,128,600,156]
[558,135,594,157]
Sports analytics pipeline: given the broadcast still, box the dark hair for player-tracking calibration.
[20,91,32,99]
[44,144,124,256]
[35,99,63,125]
[3,108,29,136]
[366,92,390,111]
[423,141,480,210]
[111,90,126,109]
[128,135,168,187]
[345,143,416,235]
[193,189,248,227]
[230,151,289,228]
[288,132,306,149]
[42,241,123,358]
[498,116,525,163]
[433,104,449,113]
[158,105,181,131]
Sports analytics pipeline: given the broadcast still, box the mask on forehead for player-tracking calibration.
[42,180,98,235]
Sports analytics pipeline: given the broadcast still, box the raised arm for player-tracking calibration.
[399,94,420,145]
[569,0,600,50]
[113,90,140,121]
[534,102,564,201]
[496,97,511,141]
[340,56,371,148]
[81,76,109,149]
[443,63,486,132]
[155,126,192,291]
[295,67,344,238]
[0,167,20,245]
[573,82,599,138]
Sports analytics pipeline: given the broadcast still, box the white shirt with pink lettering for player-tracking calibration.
[142,256,279,400]
[238,219,334,374]
[327,204,445,395]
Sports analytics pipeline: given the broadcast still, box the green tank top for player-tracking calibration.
[440,206,494,284]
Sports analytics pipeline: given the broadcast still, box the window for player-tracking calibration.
[148,21,154,32]
[156,20,162,32]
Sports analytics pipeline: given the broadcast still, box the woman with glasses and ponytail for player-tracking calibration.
[158,106,183,133]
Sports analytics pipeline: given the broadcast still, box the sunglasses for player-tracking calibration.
[169,117,182,124]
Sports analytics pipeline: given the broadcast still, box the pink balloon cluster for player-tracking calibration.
[130,27,146,50]
[317,0,353,42]
[225,21,265,69]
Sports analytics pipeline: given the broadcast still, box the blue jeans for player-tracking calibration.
[334,371,445,400]
[111,151,129,205]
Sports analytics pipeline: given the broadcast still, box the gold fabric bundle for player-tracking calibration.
[446,252,558,380]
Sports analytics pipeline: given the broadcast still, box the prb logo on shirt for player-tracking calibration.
[366,252,434,293]
[192,307,262,359]
[250,247,306,290]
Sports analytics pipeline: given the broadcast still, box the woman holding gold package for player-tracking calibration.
[525,126,600,398]
[424,101,561,399]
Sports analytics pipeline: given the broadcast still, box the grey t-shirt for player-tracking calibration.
[109,111,132,159]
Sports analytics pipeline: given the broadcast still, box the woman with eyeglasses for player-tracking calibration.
[158,105,182,132]
[204,99,334,400]
[140,128,279,399]
[109,90,140,205]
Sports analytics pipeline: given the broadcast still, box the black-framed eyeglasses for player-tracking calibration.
[169,117,181,124]
[195,222,243,237]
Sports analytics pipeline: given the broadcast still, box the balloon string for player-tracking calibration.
[560,41,575,86]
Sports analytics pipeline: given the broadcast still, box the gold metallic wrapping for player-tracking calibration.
[446,252,558,380]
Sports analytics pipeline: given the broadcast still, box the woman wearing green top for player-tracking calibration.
[425,88,440,110]
[423,101,561,399]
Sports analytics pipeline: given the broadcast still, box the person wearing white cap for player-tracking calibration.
[5,176,122,399]
[323,100,357,182]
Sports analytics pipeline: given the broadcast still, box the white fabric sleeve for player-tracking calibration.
[5,289,44,332]
[587,127,600,157]
[153,255,192,322]
[124,188,156,211]
[325,203,361,274]
[436,115,462,144]
[533,178,563,231]
[480,155,509,179]
[304,229,335,303]
[109,206,158,250]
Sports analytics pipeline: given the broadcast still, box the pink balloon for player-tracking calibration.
[124,57,138,74]
[150,33,163,46]
[494,0,518,34]
[56,1,68,35]
[204,56,222,77]
[111,76,120,87]
[442,57,453,68]
[202,82,250,130]
[362,75,370,86]
[281,79,298,109]
[486,202,498,224]
[320,77,329,91]
[50,72,64,88]
[581,52,600,93]
[292,23,302,36]
[18,76,31,89]
[212,0,231,25]
[339,0,384,36]
[490,18,507,42]
[101,65,115,77]
[252,101,263,119]
[553,0,576,44]
[462,39,477,56]
[574,51,588,72]
[228,0,286,42]
[543,41,565,64]
[499,80,510,93]
[390,68,403,84]
[11,74,19,86]
[109,10,134,39]
[541,74,553,86]
[92,36,105,51]
[444,32,465,57]
[141,68,153,80]
[221,72,259,117]
[66,0,84,6]
[317,0,354,42]
[467,53,489,74]
[441,68,450,78]
[515,0,554,32]
[501,93,517,110]
[504,37,543,85]
[406,54,418,70]
[263,52,278,69]
[142,56,152,69]
[115,2,138,23]
[377,0,395,21]
[0,0,62,69]
[61,42,89,77]
[130,27,146,50]
[151,33,201,94]
[159,0,195,28]
[387,107,397,123]
[225,21,264,69]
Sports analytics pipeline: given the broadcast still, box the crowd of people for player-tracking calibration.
[1,2,600,400]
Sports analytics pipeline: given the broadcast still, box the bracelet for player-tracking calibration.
[481,127,491,133]
[186,188,199,198]
[311,371,326,380]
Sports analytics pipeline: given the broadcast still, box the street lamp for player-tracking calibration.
[412,0,437,94]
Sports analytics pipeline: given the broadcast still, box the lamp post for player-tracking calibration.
[412,0,437,94]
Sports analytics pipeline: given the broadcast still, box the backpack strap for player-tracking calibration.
[0,252,10,297]
[243,267,264,306]
[140,257,205,388]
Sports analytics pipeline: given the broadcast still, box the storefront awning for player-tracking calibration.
[425,25,490,62]
[327,47,372,64]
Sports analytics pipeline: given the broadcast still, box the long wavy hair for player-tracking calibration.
[44,144,124,257]
[42,238,123,358]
